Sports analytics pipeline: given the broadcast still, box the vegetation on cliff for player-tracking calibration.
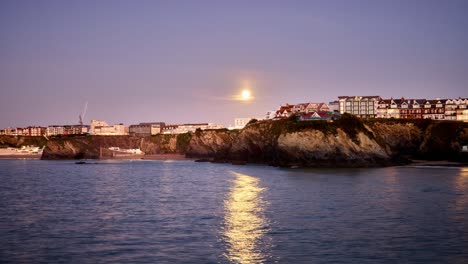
[176,133,193,153]
[0,136,48,148]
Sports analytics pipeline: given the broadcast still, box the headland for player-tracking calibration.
[1,116,467,167]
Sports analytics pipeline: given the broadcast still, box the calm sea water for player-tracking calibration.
[0,160,467,263]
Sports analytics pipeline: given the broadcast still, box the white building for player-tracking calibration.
[162,123,224,134]
[456,109,468,122]
[328,101,340,112]
[338,96,381,118]
[264,111,277,120]
[129,122,165,136]
[90,120,109,134]
[46,125,88,136]
[234,118,255,129]
[90,120,128,135]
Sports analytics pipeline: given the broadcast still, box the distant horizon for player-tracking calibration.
[1,94,467,129]
[1,0,467,128]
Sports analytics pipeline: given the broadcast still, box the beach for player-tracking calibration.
[0,154,42,159]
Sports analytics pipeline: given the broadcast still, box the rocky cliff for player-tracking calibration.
[185,117,467,167]
[41,134,181,159]
[187,118,393,166]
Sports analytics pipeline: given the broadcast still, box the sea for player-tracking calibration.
[0,159,467,263]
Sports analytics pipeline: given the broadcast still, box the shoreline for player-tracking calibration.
[101,153,191,161]
[405,160,468,168]
[0,154,42,159]
[2,154,467,168]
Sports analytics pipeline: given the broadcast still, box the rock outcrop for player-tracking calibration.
[41,135,180,160]
[184,117,466,167]
[185,129,239,159]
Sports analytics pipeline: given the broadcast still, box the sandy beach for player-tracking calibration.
[0,153,191,161]
[0,154,42,159]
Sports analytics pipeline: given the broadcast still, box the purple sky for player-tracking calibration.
[1,0,467,127]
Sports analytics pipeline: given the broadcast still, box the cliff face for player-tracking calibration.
[186,120,392,166]
[185,129,239,159]
[367,122,422,156]
[418,122,464,160]
[42,135,180,160]
[185,118,466,166]
[274,129,389,167]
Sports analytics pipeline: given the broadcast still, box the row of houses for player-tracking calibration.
[337,96,468,121]
[0,125,92,137]
[0,120,225,137]
[161,123,224,134]
[376,98,468,121]
[268,96,468,122]
[265,102,340,121]
[0,126,47,136]
[89,121,224,136]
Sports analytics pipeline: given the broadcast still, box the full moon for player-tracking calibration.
[241,90,251,100]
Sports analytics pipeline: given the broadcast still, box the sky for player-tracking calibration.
[1,0,467,128]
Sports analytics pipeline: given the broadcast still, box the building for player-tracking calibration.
[399,99,425,119]
[162,123,224,134]
[9,128,25,136]
[289,102,330,115]
[46,125,89,136]
[385,98,404,119]
[298,111,337,121]
[93,124,128,136]
[0,126,46,136]
[264,111,277,120]
[305,103,330,113]
[376,99,390,118]
[275,104,294,118]
[456,109,468,122]
[0,128,13,135]
[328,101,340,112]
[64,125,89,135]
[445,98,468,121]
[338,96,381,118]
[24,126,47,136]
[129,122,165,136]
[292,103,309,113]
[234,118,254,129]
[89,120,128,136]
[46,125,65,136]
[378,98,438,120]
[374,97,468,121]
[422,99,446,120]
[444,99,458,120]
[90,120,109,134]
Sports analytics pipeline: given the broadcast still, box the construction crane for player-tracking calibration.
[79,101,88,126]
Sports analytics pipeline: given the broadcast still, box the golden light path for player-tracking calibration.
[222,171,270,263]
